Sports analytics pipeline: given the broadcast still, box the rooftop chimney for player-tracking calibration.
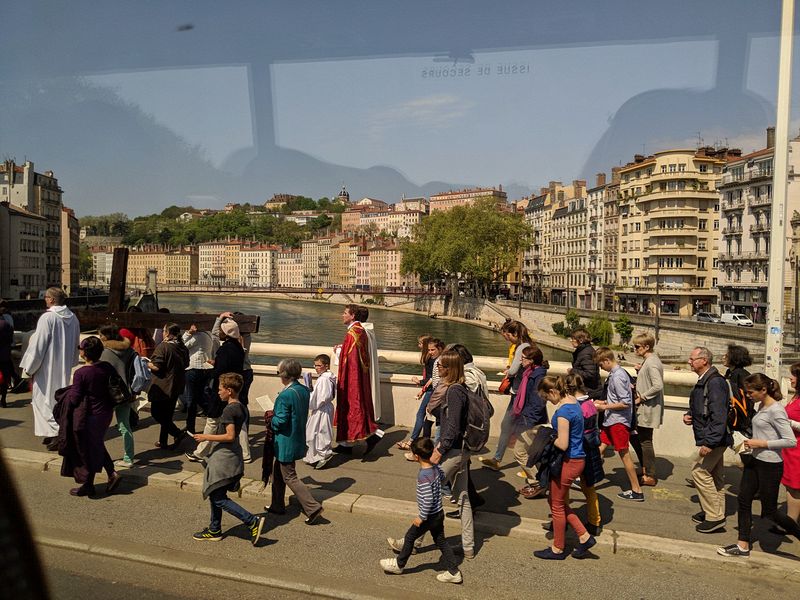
[596,173,606,187]
[767,126,775,149]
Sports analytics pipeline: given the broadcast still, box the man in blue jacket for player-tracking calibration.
[684,347,732,533]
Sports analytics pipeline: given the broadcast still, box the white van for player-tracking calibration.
[720,312,754,327]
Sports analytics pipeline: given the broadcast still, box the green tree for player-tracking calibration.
[586,316,613,346]
[78,244,93,281]
[401,198,531,296]
[565,309,581,334]
[614,315,633,344]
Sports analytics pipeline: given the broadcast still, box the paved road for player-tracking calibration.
[0,388,795,551]
[10,467,800,599]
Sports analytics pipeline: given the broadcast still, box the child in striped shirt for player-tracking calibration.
[380,437,462,584]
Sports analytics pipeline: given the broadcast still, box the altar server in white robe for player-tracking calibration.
[304,353,336,469]
[20,287,80,439]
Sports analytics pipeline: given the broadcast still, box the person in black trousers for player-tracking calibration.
[148,323,189,450]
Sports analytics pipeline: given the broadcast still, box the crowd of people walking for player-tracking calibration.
[4,291,800,584]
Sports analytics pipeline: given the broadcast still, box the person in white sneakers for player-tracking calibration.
[380,437,462,584]
[304,354,336,470]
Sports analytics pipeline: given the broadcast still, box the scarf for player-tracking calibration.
[513,365,534,416]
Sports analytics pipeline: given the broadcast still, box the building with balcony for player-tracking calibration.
[128,247,167,289]
[60,206,80,294]
[602,168,621,311]
[549,181,588,308]
[616,147,729,317]
[198,241,227,286]
[717,127,800,322]
[239,245,277,287]
[276,249,303,287]
[163,248,199,285]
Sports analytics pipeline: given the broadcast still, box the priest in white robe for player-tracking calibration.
[20,288,80,439]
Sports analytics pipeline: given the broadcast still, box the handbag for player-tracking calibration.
[498,375,512,395]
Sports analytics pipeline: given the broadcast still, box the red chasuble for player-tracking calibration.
[335,322,378,442]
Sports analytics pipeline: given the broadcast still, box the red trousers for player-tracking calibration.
[548,457,587,550]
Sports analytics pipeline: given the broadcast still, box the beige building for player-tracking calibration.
[275,249,303,288]
[224,241,241,285]
[240,245,277,287]
[198,241,227,286]
[1,160,67,288]
[717,128,800,322]
[616,148,727,316]
[369,246,389,291]
[0,202,47,298]
[60,207,80,293]
[329,238,359,288]
[549,181,588,308]
[128,247,167,289]
[586,175,606,310]
[357,210,423,239]
[602,169,621,311]
[429,186,508,213]
[395,196,429,213]
[522,193,548,303]
[356,251,370,289]
[387,245,417,290]
[163,248,198,285]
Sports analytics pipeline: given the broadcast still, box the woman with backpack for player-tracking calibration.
[99,325,138,467]
[723,344,753,410]
[58,336,122,496]
[717,373,800,557]
[533,375,595,560]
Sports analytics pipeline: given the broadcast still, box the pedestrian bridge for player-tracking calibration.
[246,343,706,459]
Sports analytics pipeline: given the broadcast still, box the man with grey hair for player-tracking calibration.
[20,287,80,446]
[684,346,731,533]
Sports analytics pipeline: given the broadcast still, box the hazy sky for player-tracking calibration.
[0,1,794,216]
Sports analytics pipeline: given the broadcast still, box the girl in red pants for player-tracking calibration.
[534,375,597,560]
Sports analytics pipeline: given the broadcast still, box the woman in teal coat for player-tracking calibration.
[266,358,324,524]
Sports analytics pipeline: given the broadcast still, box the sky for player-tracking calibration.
[0,1,795,216]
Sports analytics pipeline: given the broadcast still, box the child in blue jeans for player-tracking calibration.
[380,437,462,584]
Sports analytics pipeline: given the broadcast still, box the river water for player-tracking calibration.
[159,293,573,372]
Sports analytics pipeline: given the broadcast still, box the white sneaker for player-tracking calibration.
[379,558,403,574]
[315,455,332,470]
[436,570,463,584]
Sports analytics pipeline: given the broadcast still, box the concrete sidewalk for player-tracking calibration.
[2,388,800,574]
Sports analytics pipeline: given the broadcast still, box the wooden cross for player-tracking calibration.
[73,248,260,333]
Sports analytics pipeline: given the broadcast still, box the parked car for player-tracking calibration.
[695,311,722,323]
[720,312,754,327]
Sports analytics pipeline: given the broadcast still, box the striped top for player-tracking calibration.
[416,465,444,520]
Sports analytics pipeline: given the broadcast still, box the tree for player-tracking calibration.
[401,198,531,297]
[587,316,613,346]
[614,315,633,345]
[78,244,93,281]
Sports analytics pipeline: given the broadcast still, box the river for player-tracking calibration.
[159,293,573,372]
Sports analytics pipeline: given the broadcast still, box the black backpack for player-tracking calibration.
[460,384,495,452]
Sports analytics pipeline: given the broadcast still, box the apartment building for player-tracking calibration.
[616,148,727,317]
[61,207,80,293]
[549,181,588,308]
[369,246,389,291]
[198,241,227,285]
[586,175,606,310]
[522,193,547,302]
[429,186,508,213]
[0,202,47,298]
[240,245,276,287]
[602,169,621,311]
[276,249,303,287]
[717,128,800,322]
[163,248,199,285]
[329,238,359,288]
[356,251,370,289]
[128,247,167,289]
[91,249,115,286]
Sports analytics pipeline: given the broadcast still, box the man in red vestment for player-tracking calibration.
[333,304,382,454]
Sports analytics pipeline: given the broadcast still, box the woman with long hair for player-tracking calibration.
[398,334,433,451]
[480,320,533,471]
[512,345,550,499]
[717,373,800,557]
[533,375,595,560]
